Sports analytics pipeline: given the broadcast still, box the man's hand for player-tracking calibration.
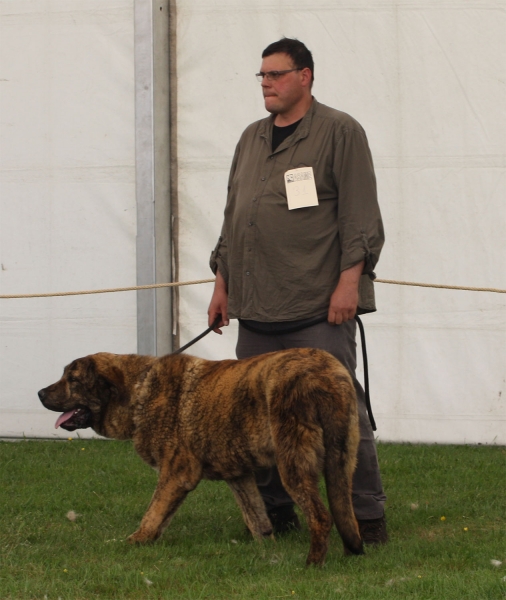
[327,261,365,325]
[208,270,230,334]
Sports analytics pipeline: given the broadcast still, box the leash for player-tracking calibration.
[174,314,376,432]
[171,316,221,355]
[355,315,376,431]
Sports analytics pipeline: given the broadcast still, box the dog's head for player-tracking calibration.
[38,354,128,432]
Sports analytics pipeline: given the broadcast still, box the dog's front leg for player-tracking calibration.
[128,461,201,544]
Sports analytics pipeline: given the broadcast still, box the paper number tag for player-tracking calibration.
[284,166,319,210]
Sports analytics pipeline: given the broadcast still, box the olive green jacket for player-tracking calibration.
[210,99,384,321]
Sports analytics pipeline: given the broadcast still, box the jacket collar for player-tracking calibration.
[259,97,318,153]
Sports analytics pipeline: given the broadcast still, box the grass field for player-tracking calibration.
[0,440,504,599]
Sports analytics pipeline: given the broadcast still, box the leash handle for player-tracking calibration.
[355,315,377,431]
[172,316,222,355]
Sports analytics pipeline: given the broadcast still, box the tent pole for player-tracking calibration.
[134,0,173,356]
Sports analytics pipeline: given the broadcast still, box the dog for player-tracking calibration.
[38,348,364,565]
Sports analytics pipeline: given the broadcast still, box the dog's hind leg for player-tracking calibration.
[276,460,333,566]
[128,459,201,544]
[226,475,274,540]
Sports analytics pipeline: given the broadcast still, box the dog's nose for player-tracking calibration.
[38,388,46,401]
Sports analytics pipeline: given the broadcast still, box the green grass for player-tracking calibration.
[0,440,504,599]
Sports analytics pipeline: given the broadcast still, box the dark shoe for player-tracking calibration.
[267,505,301,535]
[357,515,388,545]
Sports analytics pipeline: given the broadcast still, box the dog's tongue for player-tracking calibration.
[55,410,77,429]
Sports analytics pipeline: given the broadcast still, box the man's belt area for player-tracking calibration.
[238,314,328,335]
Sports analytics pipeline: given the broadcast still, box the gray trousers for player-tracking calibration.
[236,319,386,520]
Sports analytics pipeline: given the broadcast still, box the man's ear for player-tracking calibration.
[300,67,313,89]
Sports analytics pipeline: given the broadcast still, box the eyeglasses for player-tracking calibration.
[255,68,302,82]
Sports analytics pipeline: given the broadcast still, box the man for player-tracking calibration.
[208,38,387,544]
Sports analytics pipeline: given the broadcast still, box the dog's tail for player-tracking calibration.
[319,372,364,556]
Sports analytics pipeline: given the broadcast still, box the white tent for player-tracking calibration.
[1,0,504,443]
[0,1,137,437]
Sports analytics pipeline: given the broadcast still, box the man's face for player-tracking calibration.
[260,52,308,116]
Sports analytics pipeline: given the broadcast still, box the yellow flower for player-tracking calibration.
[63,569,68,573]
[440,516,446,521]
[67,437,73,441]
[464,527,468,531]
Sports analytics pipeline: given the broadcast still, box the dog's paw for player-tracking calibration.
[127,530,152,544]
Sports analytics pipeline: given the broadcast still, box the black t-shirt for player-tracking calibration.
[272,118,302,152]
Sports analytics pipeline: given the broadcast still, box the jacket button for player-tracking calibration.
[261,177,266,181]
[246,271,250,276]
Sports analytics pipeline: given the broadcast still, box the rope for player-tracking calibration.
[0,278,504,299]
[375,279,506,294]
[0,279,215,299]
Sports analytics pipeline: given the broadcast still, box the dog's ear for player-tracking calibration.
[97,366,129,405]
[83,356,98,380]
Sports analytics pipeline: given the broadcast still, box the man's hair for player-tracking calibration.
[262,38,314,83]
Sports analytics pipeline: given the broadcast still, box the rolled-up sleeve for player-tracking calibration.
[209,232,229,283]
[209,141,242,284]
[333,126,384,275]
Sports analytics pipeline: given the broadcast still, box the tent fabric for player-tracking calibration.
[0,0,504,443]
[0,1,136,438]
[176,0,505,444]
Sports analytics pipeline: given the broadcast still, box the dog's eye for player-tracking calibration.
[68,376,77,384]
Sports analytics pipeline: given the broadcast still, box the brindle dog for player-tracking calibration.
[38,348,363,565]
